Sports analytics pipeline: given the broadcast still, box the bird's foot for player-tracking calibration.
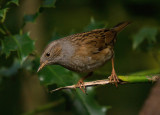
[109,69,119,87]
[75,79,86,94]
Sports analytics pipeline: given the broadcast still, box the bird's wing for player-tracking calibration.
[67,21,130,55]
[70,29,117,55]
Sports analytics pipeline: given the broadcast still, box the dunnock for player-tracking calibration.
[38,21,130,93]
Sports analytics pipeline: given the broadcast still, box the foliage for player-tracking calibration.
[0,59,20,77]
[0,8,8,23]
[6,0,19,6]
[132,27,158,50]
[23,13,39,23]
[0,0,107,114]
[0,0,160,115]
[84,18,107,31]
[41,0,57,8]
[1,33,35,62]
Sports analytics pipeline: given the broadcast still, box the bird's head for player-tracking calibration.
[37,41,62,72]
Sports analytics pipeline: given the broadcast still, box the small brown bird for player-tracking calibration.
[38,21,130,93]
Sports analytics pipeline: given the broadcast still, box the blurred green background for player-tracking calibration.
[0,0,160,115]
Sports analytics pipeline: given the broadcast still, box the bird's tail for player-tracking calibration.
[112,21,131,32]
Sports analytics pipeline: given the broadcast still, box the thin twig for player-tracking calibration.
[50,75,160,93]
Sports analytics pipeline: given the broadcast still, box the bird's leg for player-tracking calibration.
[109,58,119,86]
[75,72,93,94]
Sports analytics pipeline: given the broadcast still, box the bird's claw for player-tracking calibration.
[75,79,87,94]
[109,70,119,87]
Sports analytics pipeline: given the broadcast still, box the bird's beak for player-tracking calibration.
[37,60,48,72]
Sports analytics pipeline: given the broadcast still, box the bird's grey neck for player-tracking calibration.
[57,40,75,65]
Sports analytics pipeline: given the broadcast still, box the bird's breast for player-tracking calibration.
[59,47,114,73]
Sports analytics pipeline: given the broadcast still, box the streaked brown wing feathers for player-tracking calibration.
[68,28,117,55]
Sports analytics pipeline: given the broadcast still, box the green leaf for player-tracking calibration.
[1,36,18,57]
[132,27,158,49]
[38,65,79,86]
[0,28,6,35]
[0,8,8,23]
[42,0,57,8]
[38,65,107,115]
[1,33,35,63]
[72,88,107,115]
[84,17,107,31]
[7,0,19,6]
[23,12,39,23]
[0,59,20,77]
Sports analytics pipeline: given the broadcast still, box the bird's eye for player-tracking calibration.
[46,53,50,57]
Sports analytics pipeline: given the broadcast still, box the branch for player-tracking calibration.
[50,75,160,93]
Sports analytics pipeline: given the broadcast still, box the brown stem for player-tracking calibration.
[50,74,160,93]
